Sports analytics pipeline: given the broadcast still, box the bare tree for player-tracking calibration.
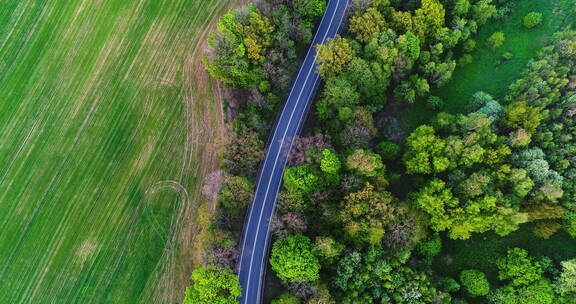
[286,281,318,299]
[203,170,227,201]
[287,133,332,167]
[271,212,307,239]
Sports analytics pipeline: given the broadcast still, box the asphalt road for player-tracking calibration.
[237,1,349,303]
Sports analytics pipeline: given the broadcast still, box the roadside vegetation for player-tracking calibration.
[196,0,576,303]
[184,0,328,303]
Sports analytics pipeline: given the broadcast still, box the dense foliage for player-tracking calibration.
[182,266,242,304]
[196,0,576,303]
[270,234,321,282]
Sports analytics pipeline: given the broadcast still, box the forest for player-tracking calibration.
[186,0,576,303]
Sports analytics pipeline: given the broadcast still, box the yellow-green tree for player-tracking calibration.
[349,8,387,43]
[413,0,445,43]
[316,35,356,79]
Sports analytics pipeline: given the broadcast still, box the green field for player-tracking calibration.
[404,0,575,127]
[0,0,237,303]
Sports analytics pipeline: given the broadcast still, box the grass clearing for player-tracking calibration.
[403,0,575,128]
[433,225,576,303]
[0,0,239,303]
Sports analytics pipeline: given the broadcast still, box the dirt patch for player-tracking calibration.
[166,0,249,302]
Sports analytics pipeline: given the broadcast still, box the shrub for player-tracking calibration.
[502,52,513,61]
[460,269,490,296]
[426,95,444,110]
[533,221,561,239]
[523,12,543,29]
[487,32,505,49]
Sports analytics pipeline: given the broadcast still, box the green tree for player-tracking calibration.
[340,183,397,245]
[202,4,277,87]
[413,0,446,43]
[272,293,300,304]
[183,266,241,304]
[332,246,449,303]
[504,101,543,133]
[417,233,442,264]
[343,57,386,102]
[556,258,576,296]
[487,32,505,49]
[403,125,449,174]
[346,149,384,177]
[236,6,276,64]
[463,39,476,52]
[460,270,490,297]
[320,149,341,174]
[218,176,254,216]
[376,141,401,161]
[489,279,556,304]
[496,248,544,287]
[291,0,327,18]
[316,77,360,119]
[270,234,321,282]
[203,32,259,87]
[398,31,421,60]
[313,236,344,264]
[472,0,497,25]
[284,165,320,195]
[426,95,444,110]
[454,0,471,15]
[316,35,356,79]
[523,12,543,29]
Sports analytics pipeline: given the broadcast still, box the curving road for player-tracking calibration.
[237,1,349,303]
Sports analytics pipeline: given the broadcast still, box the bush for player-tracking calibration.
[487,32,505,49]
[460,269,490,297]
[426,95,444,110]
[523,12,543,29]
[502,52,513,61]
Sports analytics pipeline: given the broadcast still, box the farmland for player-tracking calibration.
[0,0,238,303]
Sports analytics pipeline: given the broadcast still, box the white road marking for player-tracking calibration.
[238,0,344,302]
[254,3,349,303]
